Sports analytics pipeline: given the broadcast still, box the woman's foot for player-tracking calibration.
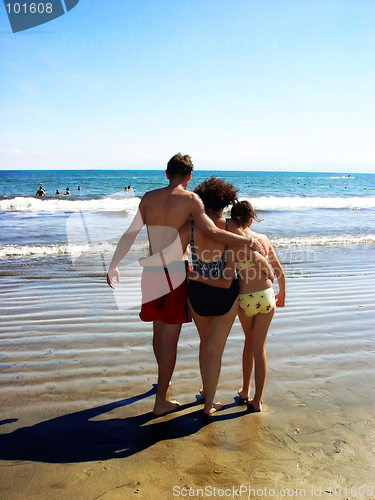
[203,401,223,416]
[153,400,180,416]
[199,386,205,399]
[237,388,249,404]
[247,399,262,412]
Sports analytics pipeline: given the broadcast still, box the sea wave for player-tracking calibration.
[1,234,374,259]
[0,194,140,214]
[271,234,375,248]
[1,195,375,213]
[243,196,375,210]
[0,242,115,258]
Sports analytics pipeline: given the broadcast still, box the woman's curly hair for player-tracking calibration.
[194,177,238,211]
[231,200,261,227]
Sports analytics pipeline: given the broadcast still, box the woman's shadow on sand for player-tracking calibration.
[0,385,250,463]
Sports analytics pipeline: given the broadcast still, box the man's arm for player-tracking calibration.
[191,197,266,255]
[106,206,145,289]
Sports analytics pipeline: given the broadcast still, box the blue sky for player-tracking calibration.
[0,0,374,172]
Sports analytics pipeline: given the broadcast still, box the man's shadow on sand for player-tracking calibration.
[0,386,252,463]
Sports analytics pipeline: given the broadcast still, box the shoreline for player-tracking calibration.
[0,245,374,499]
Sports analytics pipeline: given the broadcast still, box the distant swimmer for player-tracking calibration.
[56,189,61,195]
[35,185,46,197]
[124,185,132,191]
[65,188,71,195]
[78,185,81,191]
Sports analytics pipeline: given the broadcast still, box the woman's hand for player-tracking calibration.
[187,269,200,280]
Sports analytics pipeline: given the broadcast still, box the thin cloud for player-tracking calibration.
[0,149,45,156]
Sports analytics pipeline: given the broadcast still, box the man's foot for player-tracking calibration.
[247,399,262,412]
[237,388,249,404]
[153,400,180,416]
[203,402,223,416]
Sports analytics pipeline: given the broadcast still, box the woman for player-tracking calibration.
[179,177,240,416]
[189,200,285,412]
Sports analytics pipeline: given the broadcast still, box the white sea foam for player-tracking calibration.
[1,195,374,213]
[242,196,375,210]
[0,242,125,259]
[0,195,140,215]
[272,233,375,248]
[2,234,374,259]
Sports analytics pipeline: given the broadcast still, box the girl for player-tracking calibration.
[232,201,285,412]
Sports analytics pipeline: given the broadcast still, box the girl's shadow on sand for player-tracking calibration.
[0,386,250,463]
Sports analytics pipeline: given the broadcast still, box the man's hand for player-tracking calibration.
[250,237,266,256]
[107,267,120,289]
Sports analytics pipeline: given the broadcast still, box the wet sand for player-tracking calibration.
[0,246,374,499]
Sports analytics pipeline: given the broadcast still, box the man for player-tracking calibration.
[107,153,263,416]
[35,185,46,197]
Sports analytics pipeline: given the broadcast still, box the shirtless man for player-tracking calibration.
[107,153,263,416]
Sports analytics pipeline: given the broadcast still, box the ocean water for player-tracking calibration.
[0,170,374,273]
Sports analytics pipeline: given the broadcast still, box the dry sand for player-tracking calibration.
[0,246,374,500]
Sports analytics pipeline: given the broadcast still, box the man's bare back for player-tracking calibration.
[140,181,199,255]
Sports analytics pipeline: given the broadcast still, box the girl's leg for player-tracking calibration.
[203,300,238,415]
[249,308,275,412]
[238,308,255,401]
[188,299,212,398]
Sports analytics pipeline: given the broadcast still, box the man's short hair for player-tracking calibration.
[167,153,194,179]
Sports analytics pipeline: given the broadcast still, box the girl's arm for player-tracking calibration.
[268,242,286,307]
[251,250,275,282]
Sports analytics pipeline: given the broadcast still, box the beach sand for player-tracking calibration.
[0,245,374,500]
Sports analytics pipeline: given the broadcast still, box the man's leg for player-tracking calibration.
[153,322,182,416]
[152,319,164,365]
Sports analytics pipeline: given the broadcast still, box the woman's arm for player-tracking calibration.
[187,247,275,288]
[268,242,286,307]
[187,246,237,289]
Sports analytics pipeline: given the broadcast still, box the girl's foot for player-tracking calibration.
[203,402,223,416]
[199,386,206,399]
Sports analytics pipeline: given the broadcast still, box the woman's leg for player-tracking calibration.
[248,308,275,411]
[188,299,212,398]
[203,299,238,415]
[238,308,255,401]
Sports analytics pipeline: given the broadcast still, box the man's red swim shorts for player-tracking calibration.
[139,261,191,325]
